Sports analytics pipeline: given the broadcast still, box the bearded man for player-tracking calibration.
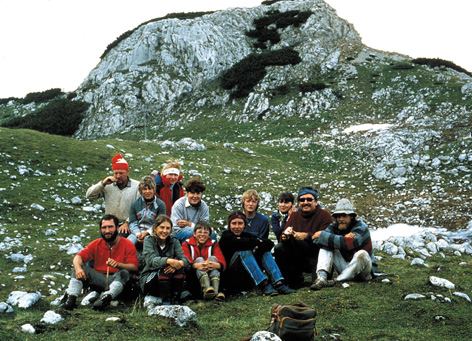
[311,199,378,290]
[58,214,138,311]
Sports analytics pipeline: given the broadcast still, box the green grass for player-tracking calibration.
[1,127,471,339]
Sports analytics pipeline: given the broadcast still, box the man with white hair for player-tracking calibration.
[311,199,378,290]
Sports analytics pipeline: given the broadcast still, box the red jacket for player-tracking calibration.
[182,236,226,271]
[77,237,139,274]
[154,173,184,216]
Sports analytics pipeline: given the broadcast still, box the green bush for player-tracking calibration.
[412,57,472,76]
[392,63,415,70]
[246,10,313,49]
[221,48,301,99]
[298,82,328,93]
[22,88,63,104]
[1,98,89,136]
[0,97,21,105]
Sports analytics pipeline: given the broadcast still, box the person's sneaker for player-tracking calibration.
[58,293,77,311]
[92,294,112,311]
[275,282,296,295]
[261,282,278,296]
[310,277,336,291]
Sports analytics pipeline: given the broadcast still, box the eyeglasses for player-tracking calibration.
[195,230,210,235]
[298,197,314,203]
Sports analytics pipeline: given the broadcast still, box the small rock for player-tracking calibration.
[429,276,455,289]
[106,317,121,322]
[250,331,282,341]
[81,291,99,305]
[30,203,45,211]
[148,305,196,327]
[404,293,426,300]
[21,324,35,334]
[41,310,63,324]
[453,292,471,302]
[342,283,350,288]
[0,302,14,313]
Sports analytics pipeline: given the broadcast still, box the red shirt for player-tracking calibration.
[77,237,139,274]
[182,236,226,271]
[284,206,333,238]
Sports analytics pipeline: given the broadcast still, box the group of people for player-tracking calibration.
[58,154,378,311]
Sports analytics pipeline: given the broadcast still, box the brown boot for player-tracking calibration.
[211,277,225,301]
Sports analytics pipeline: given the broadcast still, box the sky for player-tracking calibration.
[0,0,471,99]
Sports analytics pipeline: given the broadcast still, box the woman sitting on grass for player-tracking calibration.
[182,221,226,301]
[219,211,295,296]
[140,215,189,305]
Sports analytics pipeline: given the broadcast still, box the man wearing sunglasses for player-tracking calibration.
[274,187,333,288]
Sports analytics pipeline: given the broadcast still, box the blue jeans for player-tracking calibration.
[229,250,283,286]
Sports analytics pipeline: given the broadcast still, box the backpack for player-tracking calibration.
[267,302,317,341]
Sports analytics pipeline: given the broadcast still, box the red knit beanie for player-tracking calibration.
[111,153,129,170]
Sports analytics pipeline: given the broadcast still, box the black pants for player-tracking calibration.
[274,239,320,287]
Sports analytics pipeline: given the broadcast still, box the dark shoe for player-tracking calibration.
[261,282,278,297]
[59,293,77,311]
[310,278,335,291]
[92,294,112,311]
[275,282,296,295]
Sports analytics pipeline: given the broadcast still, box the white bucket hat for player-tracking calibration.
[332,199,356,217]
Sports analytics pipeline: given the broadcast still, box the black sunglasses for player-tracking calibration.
[298,197,314,203]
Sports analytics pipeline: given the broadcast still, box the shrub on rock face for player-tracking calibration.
[1,98,89,136]
[412,58,472,76]
[22,88,63,104]
[221,48,302,99]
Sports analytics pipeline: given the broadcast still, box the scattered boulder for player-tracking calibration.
[453,292,471,302]
[429,276,455,289]
[148,305,196,327]
[250,331,282,341]
[404,293,426,300]
[0,302,14,313]
[41,310,63,324]
[21,324,35,334]
[7,291,41,308]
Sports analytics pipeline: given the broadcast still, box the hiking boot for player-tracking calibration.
[261,281,278,297]
[200,275,216,300]
[59,293,77,311]
[211,278,225,301]
[92,294,112,311]
[310,277,336,291]
[275,282,296,295]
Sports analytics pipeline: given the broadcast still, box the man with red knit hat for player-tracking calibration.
[86,153,140,236]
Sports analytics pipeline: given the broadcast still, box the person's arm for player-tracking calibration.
[128,199,140,236]
[170,199,185,233]
[72,255,86,280]
[106,258,138,272]
[85,181,107,200]
[259,214,270,239]
[271,213,283,241]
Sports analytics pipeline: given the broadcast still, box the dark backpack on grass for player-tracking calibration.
[267,302,317,340]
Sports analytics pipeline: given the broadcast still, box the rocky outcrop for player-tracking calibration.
[74,0,363,138]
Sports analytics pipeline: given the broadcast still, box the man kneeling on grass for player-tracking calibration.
[59,214,139,310]
[311,199,378,290]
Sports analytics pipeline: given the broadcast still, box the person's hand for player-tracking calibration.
[345,232,356,239]
[137,231,149,242]
[164,265,176,274]
[75,267,86,280]
[106,258,119,268]
[294,232,308,241]
[312,231,322,240]
[102,176,117,186]
[167,258,184,270]
[177,220,190,227]
[118,222,130,234]
[193,262,207,271]
[206,261,219,271]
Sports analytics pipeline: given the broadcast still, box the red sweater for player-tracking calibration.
[284,206,333,238]
[77,237,139,274]
[182,236,226,271]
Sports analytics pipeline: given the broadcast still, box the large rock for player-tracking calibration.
[147,305,196,327]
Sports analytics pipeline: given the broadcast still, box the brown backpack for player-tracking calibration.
[267,302,318,340]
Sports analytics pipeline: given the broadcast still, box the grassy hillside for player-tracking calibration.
[0,128,471,340]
